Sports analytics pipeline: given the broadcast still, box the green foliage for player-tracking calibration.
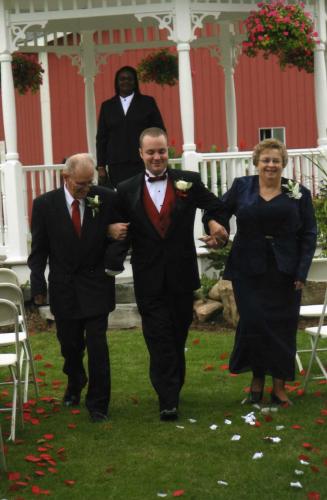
[305,154,327,256]
[243,1,318,73]
[1,329,326,499]
[11,52,44,95]
[205,241,232,272]
[194,274,218,301]
[137,49,178,86]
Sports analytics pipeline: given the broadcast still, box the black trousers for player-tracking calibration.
[137,292,194,411]
[55,315,110,414]
[99,161,144,188]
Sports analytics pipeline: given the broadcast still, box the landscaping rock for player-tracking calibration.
[194,299,223,323]
[208,282,221,301]
[216,280,239,327]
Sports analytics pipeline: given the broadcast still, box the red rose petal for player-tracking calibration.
[303,443,313,449]
[64,480,76,486]
[48,467,58,474]
[315,418,325,425]
[219,363,229,371]
[298,454,310,462]
[264,415,273,422]
[192,338,200,345]
[307,493,320,500]
[203,364,214,371]
[67,423,77,429]
[291,425,302,430]
[44,363,53,368]
[219,352,229,360]
[8,471,20,481]
[34,354,43,361]
[320,409,327,416]
[70,409,80,415]
[43,434,54,440]
[297,388,305,396]
[25,455,41,463]
[34,470,45,476]
[173,491,185,497]
[311,465,320,473]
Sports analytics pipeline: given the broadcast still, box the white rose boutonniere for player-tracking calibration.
[282,180,302,200]
[86,195,101,217]
[174,180,193,198]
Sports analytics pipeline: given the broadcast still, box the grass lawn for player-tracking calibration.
[0,327,326,500]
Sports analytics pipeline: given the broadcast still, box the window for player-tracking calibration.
[259,127,286,143]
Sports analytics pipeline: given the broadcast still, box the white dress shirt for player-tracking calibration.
[119,93,134,115]
[145,170,168,213]
[64,184,85,223]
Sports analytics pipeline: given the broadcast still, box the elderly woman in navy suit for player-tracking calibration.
[208,139,317,405]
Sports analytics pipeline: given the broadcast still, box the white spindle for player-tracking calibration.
[199,160,208,188]
[294,155,301,183]
[220,160,227,194]
[210,160,218,196]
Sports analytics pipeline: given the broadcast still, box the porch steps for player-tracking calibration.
[38,277,142,330]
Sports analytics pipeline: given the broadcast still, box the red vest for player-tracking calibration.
[143,179,176,238]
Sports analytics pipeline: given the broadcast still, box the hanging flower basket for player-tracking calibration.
[242,1,319,73]
[11,52,44,95]
[137,49,178,86]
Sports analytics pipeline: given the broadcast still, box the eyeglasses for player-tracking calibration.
[71,179,95,188]
[259,158,282,165]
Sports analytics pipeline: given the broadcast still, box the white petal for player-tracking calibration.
[252,452,263,460]
[290,482,302,489]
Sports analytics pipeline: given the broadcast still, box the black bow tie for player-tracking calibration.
[146,173,167,183]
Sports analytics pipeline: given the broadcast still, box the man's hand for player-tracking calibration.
[34,294,47,306]
[294,281,304,290]
[107,222,130,240]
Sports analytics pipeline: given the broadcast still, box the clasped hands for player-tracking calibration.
[200,220,229,249]
[107,222,129,240]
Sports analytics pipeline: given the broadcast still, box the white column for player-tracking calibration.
[219,23,239,153]
[174,0,199,172]
[0,51,28,261]
[39,52,54,165]
[314,0,327,148]
[80,32,97,161]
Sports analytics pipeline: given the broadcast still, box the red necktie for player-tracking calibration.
[71,199,81,237]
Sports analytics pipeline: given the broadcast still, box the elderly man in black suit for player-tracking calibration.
[96,66,165,187]
[28,153,122,422]
[107,127,227,421]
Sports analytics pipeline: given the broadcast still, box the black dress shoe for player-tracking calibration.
[63,388,81,407]
[89,411,108,423]
[246,390,263,404]
[160,408,178,421]
[270,392,293,406]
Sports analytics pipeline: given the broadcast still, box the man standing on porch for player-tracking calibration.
[96,66,165,188]
[107,127,227,421]
[28,153,122,423]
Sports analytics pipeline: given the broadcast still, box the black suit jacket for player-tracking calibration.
[96,93,165,166]
[28,186,119,319]
[107,169,223,298]
[215,175,317,282]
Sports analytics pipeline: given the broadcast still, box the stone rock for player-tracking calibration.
[301,281,326,305]
[194,299,223,323]
[208,282,221,301]
[216,279,239,327]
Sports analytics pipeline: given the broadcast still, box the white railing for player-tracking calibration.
[198,148,323,197]
[17,147,324,235]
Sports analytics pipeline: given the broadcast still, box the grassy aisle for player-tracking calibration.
[0,328,326,500]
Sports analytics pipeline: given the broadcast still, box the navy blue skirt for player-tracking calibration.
[229,245,302,380]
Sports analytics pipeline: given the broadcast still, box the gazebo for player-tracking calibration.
[0,0,326,273]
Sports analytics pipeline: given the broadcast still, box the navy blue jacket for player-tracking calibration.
[215,176,317,282]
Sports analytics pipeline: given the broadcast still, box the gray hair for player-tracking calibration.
[64,153,95,174]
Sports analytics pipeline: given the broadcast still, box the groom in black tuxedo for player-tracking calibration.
[107,128,227,420]
[28,154,122,422]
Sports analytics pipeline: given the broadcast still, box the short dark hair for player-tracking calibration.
[114,66,140,95]
[139,127,168,148]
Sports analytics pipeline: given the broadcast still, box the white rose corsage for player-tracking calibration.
[282,180,302,200]
[86,194,101,217]
[174,180,193,198]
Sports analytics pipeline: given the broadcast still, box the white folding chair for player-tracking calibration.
[0,299,23,441]
[0,268,20,286]
[0,284,39,402]
[296,258,327,388]
[0,423,7,471]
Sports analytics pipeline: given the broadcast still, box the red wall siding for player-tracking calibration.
[0,48,317,164]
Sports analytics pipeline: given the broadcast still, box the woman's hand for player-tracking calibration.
[294,281,304,290]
